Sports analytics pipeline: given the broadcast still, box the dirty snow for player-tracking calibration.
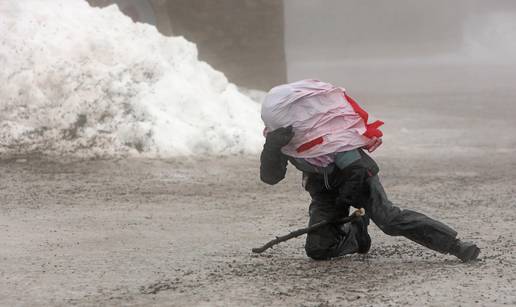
[0,0,263,158]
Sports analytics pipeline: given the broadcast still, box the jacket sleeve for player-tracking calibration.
[260,144,288,185]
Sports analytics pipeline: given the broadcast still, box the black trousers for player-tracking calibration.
[305,174,458,260]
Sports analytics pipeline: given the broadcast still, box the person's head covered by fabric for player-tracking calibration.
[261,79,384,168]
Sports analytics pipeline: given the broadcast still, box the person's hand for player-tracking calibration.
[265,126,294,150]
[364,136,382,153]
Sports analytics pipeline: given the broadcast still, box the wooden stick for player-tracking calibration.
[252,208,365,254]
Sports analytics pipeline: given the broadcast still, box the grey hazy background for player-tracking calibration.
[284,0,516,95]
[88,0,516,96]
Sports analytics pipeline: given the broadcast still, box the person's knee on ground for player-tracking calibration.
[305,237,334,260]
[304,192,350,260]
[305,220,365,260]
[304,222,348,260]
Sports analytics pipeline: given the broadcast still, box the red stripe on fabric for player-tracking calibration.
[344,93,384,138]
[344,94,369,123]
[296,136,324,153]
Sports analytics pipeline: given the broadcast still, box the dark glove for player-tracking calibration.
[260,126,294,185]
[264,126,294,150]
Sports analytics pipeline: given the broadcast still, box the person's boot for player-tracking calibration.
[352,214,371,254]
[450,239,480,262]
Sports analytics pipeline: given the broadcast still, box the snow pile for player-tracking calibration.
[0,0,263,158]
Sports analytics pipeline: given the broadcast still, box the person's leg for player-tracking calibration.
[304,193,360,260]
[363,175,460,254]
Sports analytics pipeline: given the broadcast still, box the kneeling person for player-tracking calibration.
[259,80,480,262]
